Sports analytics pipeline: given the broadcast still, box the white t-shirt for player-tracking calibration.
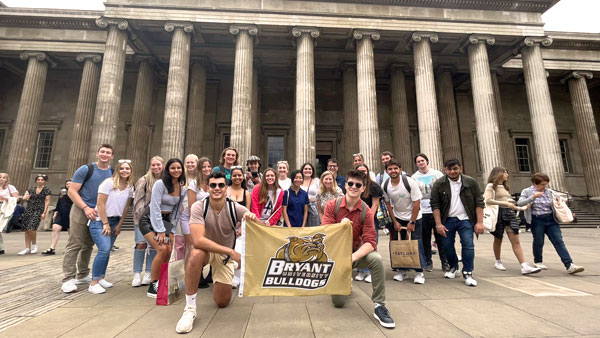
[412,169,443,214]
[188,179,209,202]
[383,176,423,221]
[301,177,320,201]
[96,178,134,220]
[278,178,291,191]
[448,176,469,220]
[0,184,18,199]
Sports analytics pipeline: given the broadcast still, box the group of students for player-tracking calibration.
[1,141,585,334]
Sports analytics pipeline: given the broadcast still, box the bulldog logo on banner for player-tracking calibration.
[240,219,353,297]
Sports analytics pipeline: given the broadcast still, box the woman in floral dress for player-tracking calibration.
[18,174,51,255]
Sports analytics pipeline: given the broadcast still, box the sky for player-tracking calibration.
[2,0,600,33]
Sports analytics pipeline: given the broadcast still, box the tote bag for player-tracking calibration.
[156,245,186,306]
[389,230,421,269]
[552,191,574,223]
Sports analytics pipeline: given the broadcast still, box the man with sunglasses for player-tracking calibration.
[322,170,395,329]
[176,172,257,334]
[326,158,346,193]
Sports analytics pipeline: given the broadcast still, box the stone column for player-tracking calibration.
[562,71,600,197]
[412,32,443,170]
[293,27,320,167]
[521,37,565,191]
[185,61,206,156]
[389,64,412,171]
[251,65,261,157]
[126,57,155,179]
[491,70,516,173]
[6,52,50,191]
[342,63,359,171]
[436,70,462,163]
[88,18,128,161]
[67,54,102,176]
[354,30,381,173]
[161,22,193,160]
[468,34,504,179]
[229,24,257,168]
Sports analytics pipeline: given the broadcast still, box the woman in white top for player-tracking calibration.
[180,154,199,242]
[0,173,19,255]
[277,160,291,190]
[88,160,134,294]
[300,162,320,226]
[187,157,211,211]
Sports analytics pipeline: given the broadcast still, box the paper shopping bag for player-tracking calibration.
[389,231,421,269]
[156,249,186,306]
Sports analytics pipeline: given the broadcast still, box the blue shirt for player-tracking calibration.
[336,175,347,194]
[212,166,232,184]
[529,186,553,216]
[283,188,309,227]
[72,163,112,208]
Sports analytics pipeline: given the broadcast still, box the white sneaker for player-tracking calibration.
[88,283,106,294]
[141,273,152,285]
[393,271,408,282]
[61,279,77,293]
[17,248,30,255]
[444,267,457,279]
[567,264,584,274]
[75,275,92,285]
[364,273,372,283]
[495,261,506,271]
[383,228,390,235]
[534,263,548,270]
[175,306,197,334]
[354,271,368,281]
[521,263,542,275]
[232,276,240,289]
[99,279,113,288]
[131,273,142,287]
[30,245,38,254]
[463,272,477,287]
[413,273,425,284]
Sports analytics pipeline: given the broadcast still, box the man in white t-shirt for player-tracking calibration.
[382,159,427,284]
[411,153,448,272]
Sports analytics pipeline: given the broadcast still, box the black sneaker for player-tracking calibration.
[147,281,158,298]
[425,263,433,272]
[374,305,395,329]
[198,275,209,289]
[442,262,451,272]
[42,248,55,255]
[0,250,4,255]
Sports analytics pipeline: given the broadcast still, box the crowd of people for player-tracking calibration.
[0,143,586,334]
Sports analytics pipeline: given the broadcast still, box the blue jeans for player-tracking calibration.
[442,217,475,273]
[531,214,572,269]
[90,217,120,280]
[133,225,155,273]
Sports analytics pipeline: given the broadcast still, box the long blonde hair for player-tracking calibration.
[0,173,9,189]
[184,154,199,187]
[319,171,337,195]
[112,161,134,189]
[144,156,165,190]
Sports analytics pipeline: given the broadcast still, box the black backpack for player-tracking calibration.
[382,174,412,196]
[81,164,114,189]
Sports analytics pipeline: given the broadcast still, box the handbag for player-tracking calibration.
[156,245,186,306]
[552,191,574,223]
[389,229,421,269]
[483,184,499,232]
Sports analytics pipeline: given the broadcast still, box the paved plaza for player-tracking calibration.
[0,228,599,338]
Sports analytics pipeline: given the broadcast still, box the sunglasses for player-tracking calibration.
[231,165,243,170]
[209,182,227,189]
[347,181,363,189]
[118,159,132,164]
[352,153,363,157]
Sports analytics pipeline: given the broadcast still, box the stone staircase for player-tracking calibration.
[121,202,135,231]
[562,206,600,228]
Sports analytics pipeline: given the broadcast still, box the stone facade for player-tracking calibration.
[0,0,599,198]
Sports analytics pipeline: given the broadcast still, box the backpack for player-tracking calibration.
[202,197,238,263]
[81,164,114,189]
[333,196,368,224]
[382,174,411,196]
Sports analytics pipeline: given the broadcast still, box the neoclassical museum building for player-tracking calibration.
[0,0,599,197]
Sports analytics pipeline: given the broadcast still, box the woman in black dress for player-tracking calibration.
[42,179,73,255]
[18,174,51,255]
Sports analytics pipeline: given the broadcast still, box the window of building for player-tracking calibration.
[559,138,570,173]
[0,129,5,163]
[267,136,285,168]
[223,133,231,149]
[514,137,532,173]
[34,130,55,169]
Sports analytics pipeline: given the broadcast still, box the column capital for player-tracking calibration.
[560,71,593,84]
[469,34,495,45]
[292,27,320,39]
[523,36,553,47]
[435,64,457,75]
[340,60,356,71]
[411,32,438,43]
[353,29,380,41]
[229,24,258,36]
[133,54,156,64]
[389,63,410,75]
[164,22,194,33]
[20,51,56,68]
[95,17,128,30]
[76,53,102,63]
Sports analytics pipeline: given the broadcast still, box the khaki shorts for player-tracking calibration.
[209,252,235,285]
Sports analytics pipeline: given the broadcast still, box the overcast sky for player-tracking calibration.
[2,0,599,33]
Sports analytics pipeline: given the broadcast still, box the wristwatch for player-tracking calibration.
[409,221,415,225]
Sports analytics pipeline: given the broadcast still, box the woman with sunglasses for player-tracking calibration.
[18,174,51,255]
[132,156,164,287]
[42,179,73,255]
[300,162,320,226]
[140,158,186,298]
[315,171,343,223]
[251,168,285,226]
[88,160,134,294]
[277,161,291,191]
[283,170,309,228]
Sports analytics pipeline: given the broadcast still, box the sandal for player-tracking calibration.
[41,248,55,255]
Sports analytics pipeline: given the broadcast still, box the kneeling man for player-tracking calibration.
[176,172,257,334]
[322,170,395,329]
